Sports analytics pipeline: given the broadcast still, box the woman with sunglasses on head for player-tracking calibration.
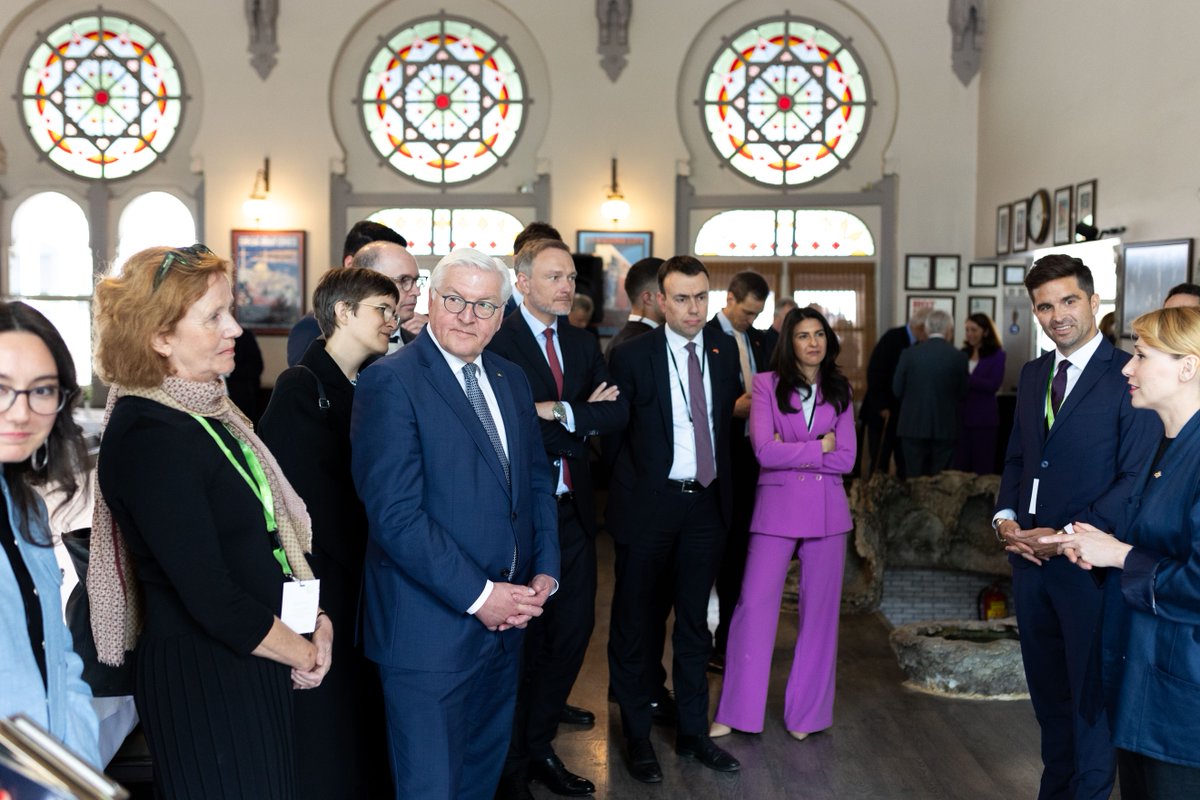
[710,306,855,743]
[0,302,99,766]
[1041,307,1200,798]
[259,267,398,799]
[90,245,331,799]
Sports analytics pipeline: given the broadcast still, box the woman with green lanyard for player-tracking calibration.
[90,244,331,800]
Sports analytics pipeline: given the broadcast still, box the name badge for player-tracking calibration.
[281,579,321,634]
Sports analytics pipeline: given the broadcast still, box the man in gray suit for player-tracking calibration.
[892,309,968,477]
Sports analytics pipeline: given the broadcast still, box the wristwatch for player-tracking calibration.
[552,401,566,423]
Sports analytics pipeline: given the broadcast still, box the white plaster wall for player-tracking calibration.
[0,0,981,379]
[977,0,1200,253]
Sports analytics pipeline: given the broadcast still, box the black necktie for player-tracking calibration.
[1050,359,1071,417]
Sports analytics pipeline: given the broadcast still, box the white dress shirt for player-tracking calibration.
[664,326,716,482]
[519,304,575,495]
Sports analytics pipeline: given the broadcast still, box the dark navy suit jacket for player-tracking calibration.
[350,330,560,673]
[995,337,1159,536]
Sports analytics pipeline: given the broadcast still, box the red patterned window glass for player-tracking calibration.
[701,15,870,187]
[695,209,874,257]
[367,208,524,256]
[359,14,528,185]
[19,11,185,180]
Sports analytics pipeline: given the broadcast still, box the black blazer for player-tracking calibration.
[705,314,767,438]
[861,324,914,418]
[607,319,655,360]
[606,325,742,534]
[487,312,628,536]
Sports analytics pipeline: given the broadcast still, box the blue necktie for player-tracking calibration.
[462,362,510,487]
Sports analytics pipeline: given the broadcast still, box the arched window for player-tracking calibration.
[695,209,875,257]
[700,15,870,187]
[19,10,186,180]
[367,208,525,256]
[9,192,94,384]
[358,14,528,185]
[114,192,197,271]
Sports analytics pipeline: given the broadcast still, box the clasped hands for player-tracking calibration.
[997,519,1131,570]
[474,573,555,632]
[291,612,333,690]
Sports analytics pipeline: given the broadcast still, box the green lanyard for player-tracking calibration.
[1044,365,1059,429]
[190,415,293,578]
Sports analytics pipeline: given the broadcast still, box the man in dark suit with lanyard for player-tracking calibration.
[704,270,769,672]
[488,238,627,799]
[993,254,1159,800]
[607,255,742,782]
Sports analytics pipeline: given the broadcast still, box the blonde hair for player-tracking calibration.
[94,245,231,387]
[1131,306,1200,359]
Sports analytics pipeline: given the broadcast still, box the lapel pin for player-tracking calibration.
[1153,470,1163,479]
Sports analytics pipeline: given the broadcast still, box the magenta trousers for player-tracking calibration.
[714,531,847,734]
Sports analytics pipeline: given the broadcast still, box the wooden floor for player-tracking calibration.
[545,533,1046,800]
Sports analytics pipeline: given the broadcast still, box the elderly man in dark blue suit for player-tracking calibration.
[993,254,1160,800]
[351,248,560,800]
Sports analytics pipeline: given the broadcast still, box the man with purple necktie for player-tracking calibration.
[605,256,743,783]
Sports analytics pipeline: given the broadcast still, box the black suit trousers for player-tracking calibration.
[506,500,597,769]
[608,484,726,739]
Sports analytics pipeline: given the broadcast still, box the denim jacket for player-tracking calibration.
[0,474,100,766]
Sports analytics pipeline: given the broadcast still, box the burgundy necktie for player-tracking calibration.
[544,328,572,489]
[1050,359,1071,417]
[686,342,716,486]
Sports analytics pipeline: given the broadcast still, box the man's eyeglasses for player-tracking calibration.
[153,244,214,291]
[394,275,428,293]
[438,292,499,320]
[0,384,70,416]
[356,303,400,324]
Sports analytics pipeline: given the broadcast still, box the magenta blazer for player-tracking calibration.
[748,372,856,539]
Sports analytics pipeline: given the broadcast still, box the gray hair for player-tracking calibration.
[430,247,513,303]
[925,309,952,336]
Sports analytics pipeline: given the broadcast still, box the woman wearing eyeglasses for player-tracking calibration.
[0,302,99,766]
[259,267,398,799]
[1040,307,1200,798]
[91,245,331,799]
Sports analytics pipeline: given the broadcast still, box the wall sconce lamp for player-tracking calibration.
[600,158,630,224]
[243,156,271,225]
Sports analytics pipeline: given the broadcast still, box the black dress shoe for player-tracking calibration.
[493,772,534,800]
[650,692,677,726]
[558,704,596,726]
[529,754,595,796]
[625,737,663,784]
[675,734,740,773]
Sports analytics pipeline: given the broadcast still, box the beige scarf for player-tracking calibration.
[88,376,314,666]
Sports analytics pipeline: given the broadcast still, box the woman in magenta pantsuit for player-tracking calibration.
[711,306,855,742]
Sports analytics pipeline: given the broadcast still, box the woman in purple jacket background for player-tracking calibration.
[710,306,855,742]
[952,313,1006,474]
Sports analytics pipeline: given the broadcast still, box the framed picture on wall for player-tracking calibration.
[969,262,998,287]
[933,255,960,291]
[576,230,653,312]
[1003,264,1026,286]
[1012,201,1028,252]
[905,254,933,290]
[907,294,955,322]
[968,295,997,320]
[1053,186,1073,245]
[1075,179,1097,237]
[231,229,307,334]
[996,204,1012,256]
[1119,239,1195,337]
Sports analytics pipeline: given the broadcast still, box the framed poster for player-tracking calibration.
[231,230,306,334]
[1119,239,1195,337]
[907,294,955,322]
[905,254,932,290]
[1012,201,1028,252]
[996,204,1012,256]
[968,295,997,320]
[1003,264,1026,286]
[1075,179,1097,236]
[933,255,960,291]
[576,230,653,311]
[969,262,998,288]
[1053,185,1073,245]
